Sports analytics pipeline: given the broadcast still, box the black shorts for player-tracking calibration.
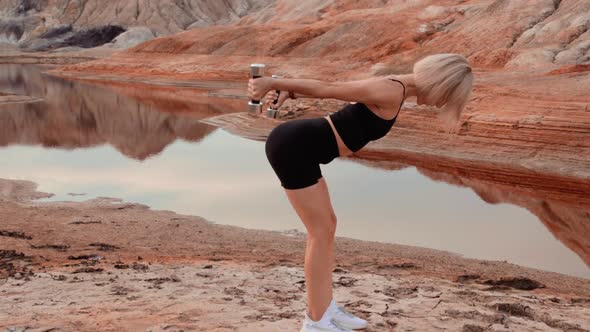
[265,117,339,190]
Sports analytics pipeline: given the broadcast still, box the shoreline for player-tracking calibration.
[1,178,589,330]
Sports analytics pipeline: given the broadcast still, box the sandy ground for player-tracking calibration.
[1,178,589,332]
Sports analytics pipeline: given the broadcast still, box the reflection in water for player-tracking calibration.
[0,64,226,159]
[354,150,590,272]
[0,64,588,277]
[418,168,590,269]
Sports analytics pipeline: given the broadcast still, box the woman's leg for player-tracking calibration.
[285,177,337,322]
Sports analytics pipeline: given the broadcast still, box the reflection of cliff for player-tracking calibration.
[0,64,217,160]
[77,78,248,116]
[353,149,590,268]
[0,63,47,97]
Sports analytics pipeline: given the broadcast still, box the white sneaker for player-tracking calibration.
[299,311,353,332]
[327,299,368,330]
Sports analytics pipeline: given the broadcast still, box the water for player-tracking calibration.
[1,64,588,278]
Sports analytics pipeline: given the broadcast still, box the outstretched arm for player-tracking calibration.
[291,92,314,99]
[273,78,372,103]
[250,76,398,106]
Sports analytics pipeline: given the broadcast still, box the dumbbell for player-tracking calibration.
[266,75,282,119]
[248,64,265,115]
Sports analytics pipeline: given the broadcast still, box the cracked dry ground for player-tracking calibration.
[1,261,589,331]
[0,179,588,331]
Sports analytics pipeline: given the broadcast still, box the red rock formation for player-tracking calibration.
[53,1,590,75]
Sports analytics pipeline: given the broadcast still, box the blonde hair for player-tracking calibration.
[413,53,473,131]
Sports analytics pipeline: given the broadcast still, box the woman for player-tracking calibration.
[248,53,473,332]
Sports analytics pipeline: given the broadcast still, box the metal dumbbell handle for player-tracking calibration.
[266,75,282,118]
[270,75,281,107]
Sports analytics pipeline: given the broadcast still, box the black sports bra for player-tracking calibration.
[329,78,406,152]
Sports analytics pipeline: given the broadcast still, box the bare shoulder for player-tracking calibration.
[322,76,404,109]
[360,76,405,110]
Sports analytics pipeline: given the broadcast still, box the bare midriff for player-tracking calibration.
[324,115,353,158]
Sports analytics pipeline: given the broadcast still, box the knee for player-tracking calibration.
[308,213,337,240]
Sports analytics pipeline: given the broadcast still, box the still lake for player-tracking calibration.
[0,64,588,278]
